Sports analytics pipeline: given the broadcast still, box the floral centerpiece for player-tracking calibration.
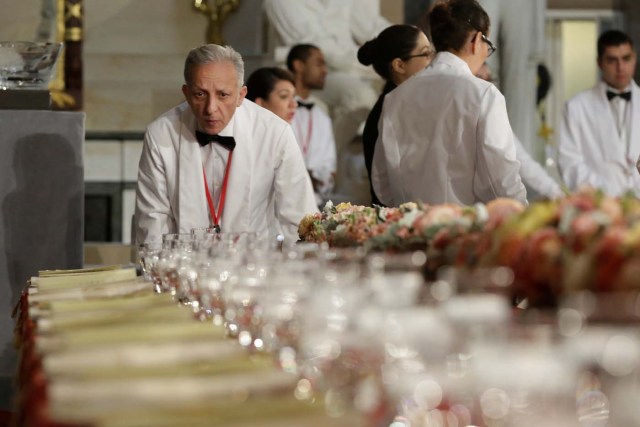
[298,189,640,305]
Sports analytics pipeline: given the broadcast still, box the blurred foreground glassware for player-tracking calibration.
[381,307,454,426]
[284,241,328,261]
[195,246,244,325]
[223,254,277,347]
[162,232,192,249]
[190,227,219,251]
[561,291,640,325]
[434,266,514,299]
[138,242,162,291]
[562,324,640,427]
[470,343,579,427]
[257,259,315,364]
[367,251,426,309]
[190,226,219,237]
[298,284,385,418]
[314,246,367,287]
[155,236,190,295]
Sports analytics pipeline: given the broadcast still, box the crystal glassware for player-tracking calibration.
[0,41,63,89]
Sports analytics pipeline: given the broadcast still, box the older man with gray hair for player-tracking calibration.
[134,44,317,245]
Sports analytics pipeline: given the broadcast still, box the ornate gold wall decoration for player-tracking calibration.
[193,0,240,45]
[51,0,83,110]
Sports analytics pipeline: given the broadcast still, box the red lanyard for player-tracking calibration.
[294,108,313,157]
[202,150,233,230]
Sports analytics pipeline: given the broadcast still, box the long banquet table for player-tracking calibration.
[13,265,363,427]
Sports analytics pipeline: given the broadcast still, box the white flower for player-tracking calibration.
[398,209,420,228]
[323,200,334,214]
[399,201,418,212]
[474,203,489,225]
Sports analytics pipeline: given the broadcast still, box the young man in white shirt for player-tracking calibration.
[559,30,640,197]
[286,44,337,206]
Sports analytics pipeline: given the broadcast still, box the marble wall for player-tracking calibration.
[2,0,401,132]
[3,0,628,133]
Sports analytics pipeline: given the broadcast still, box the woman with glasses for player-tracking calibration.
[357,24,433,205]
[371,0,527,207]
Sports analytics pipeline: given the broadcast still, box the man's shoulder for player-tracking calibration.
[236,100,291,141]
[238,99,287,126]
[566,85,602,106]
[147,102,189,132]
[306,94,330,116]
[310,103,332,125]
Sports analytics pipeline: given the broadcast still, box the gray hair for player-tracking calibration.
[184,44,245,87]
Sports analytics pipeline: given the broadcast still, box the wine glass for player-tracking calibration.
[138,241,163,292]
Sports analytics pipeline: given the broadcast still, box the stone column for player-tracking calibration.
[620,0,640,82]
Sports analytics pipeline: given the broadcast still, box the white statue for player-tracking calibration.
[264,0,391,200]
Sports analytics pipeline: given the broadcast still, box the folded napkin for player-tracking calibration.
[36,319,225,353]
[43,340,251,378]
[48,370,298,417]
[39,264,125,276]
[37,301,193,333]
[29,278,151,307]
[32,266,138,291]
[52,393,350,427]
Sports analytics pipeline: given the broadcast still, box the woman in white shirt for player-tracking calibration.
[358,24,433,206]
[246,67,297,124]
[476,63,564,200]
[372,0,527,207]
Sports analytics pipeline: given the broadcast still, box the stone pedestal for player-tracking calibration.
[0,109,85,409]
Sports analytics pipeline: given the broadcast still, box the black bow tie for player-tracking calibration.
[607,90,632,101]
[195,131,236,150]
[297,100,314,110]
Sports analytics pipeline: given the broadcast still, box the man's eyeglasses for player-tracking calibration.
[481,34,497,57]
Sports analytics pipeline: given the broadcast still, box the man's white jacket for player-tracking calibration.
[559,81,640,197]
[134,101,318,244]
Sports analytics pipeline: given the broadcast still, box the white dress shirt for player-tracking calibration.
[292,95,337,203]
[607,84,631,145]
[200,140,231,221]
[372,52,527,207]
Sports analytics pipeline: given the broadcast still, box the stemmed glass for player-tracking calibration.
[222,256,274,347]
[190,227,219,247]
[189,239,243,323]
[156,233,193,295]
[366,251,426,309]
[256,259,316,367]
[297,262,385,418]
[137,241,162,291]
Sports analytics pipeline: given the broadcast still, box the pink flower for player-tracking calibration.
[395,227,411,239]
[485,198,525,231]
[413,204,462,232]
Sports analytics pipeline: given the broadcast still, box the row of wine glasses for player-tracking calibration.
[137,231,640,426]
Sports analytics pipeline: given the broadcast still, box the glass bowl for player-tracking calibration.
[0,41,63,89]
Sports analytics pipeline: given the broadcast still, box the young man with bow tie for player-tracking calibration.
[134,44,317,245]
[286,44,337,206]
[558,30,640,197]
